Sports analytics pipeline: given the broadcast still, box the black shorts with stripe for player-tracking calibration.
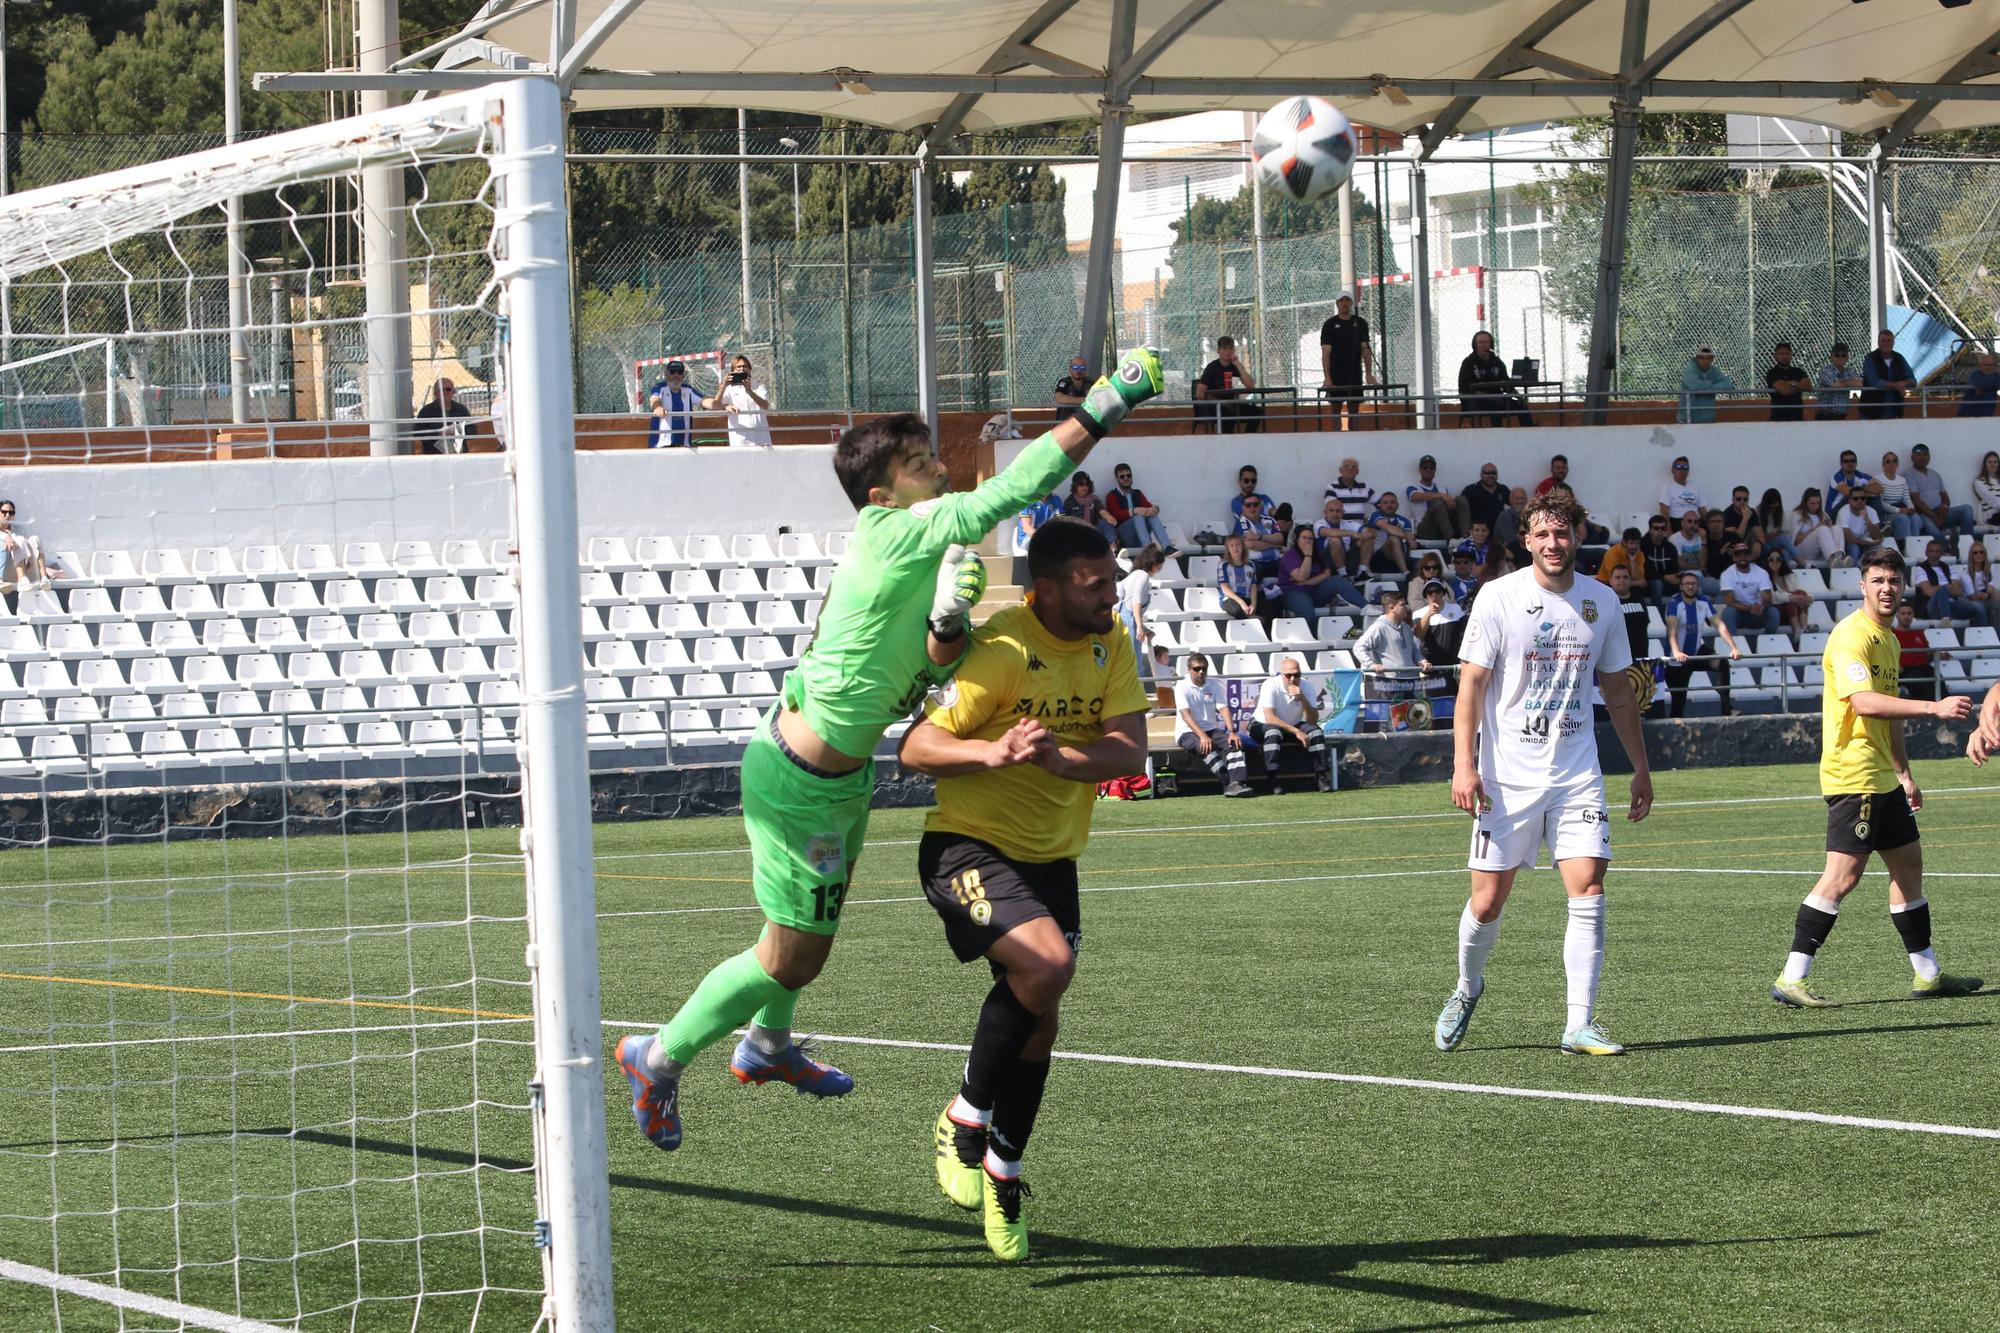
[1824,787,1920,857]
[917,832,1081,965]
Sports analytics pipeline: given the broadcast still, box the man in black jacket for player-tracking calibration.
[412,378,482,455]
[1457,331,1534,426]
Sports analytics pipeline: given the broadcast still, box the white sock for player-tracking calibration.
[747,1023,790,1055]
[1909,948,1939,981]
[1781,952,1814,983]
[948,1093,991,1127]
[1563,895,1607,1031]
[1457,902,1502,999]
[983,1147,1021,1179]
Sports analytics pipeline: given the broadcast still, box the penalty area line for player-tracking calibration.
[598,1024,2000,1144]
[0,1256,294,1333]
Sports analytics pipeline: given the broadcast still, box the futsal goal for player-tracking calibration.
[0,80,612,1329]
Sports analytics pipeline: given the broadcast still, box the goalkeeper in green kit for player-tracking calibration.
[616,347,1164,1151]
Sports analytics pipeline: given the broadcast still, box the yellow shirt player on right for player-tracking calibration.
[1770,545,1981,1008]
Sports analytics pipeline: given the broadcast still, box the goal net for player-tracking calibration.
[0,80,611,1329]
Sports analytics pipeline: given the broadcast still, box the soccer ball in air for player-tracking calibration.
[1252,96,1359,203]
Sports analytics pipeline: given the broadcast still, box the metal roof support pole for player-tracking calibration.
[913,151,941,438]
[1865,157,1889,340]
[1409,158,1434,429]
[1583,0,1650,426]
[1079,0,1138,376]
[359,0,412,455]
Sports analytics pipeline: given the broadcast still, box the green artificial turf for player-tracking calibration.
[2,758,1997,1330]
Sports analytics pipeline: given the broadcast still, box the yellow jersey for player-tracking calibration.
[922,602,1150,864]
[1820,609,1900,796]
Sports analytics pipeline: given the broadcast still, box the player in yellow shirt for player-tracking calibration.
[896,518,1149,1262]
[1770,545,1980,1007]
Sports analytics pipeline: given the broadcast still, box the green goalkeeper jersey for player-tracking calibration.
[787,429,1074,758]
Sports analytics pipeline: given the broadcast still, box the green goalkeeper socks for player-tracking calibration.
[659,948,796,1065]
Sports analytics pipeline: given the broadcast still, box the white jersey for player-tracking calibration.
[1174,677,1228,733]
[1460,566,1632,790]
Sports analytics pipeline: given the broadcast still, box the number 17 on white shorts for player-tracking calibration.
[1468,782,1613,872]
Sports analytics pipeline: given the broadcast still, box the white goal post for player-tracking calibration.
[0,79,612,1329]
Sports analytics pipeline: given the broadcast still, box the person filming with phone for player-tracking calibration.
[703,353,773,448]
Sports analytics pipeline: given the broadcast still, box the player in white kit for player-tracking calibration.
[1434,492,1654,1055]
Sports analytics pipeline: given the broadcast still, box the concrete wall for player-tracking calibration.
[999,416,2000,540]
[4,414,1994,558]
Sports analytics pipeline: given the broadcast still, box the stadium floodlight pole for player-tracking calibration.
[359,0,413,455]
[738,108,753,339]
[1407,150,1434,429]
[1583,0,1650,426]
[912,142,940,437]
[1079,0,1138,375]
[223,0,251,426]
[1866,153,1890,339]
[497,74,616,1329]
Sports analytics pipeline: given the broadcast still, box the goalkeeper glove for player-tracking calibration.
[1074,346,1165,438]
[930,545,987,642]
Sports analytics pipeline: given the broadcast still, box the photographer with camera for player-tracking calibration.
[702,353,773,448]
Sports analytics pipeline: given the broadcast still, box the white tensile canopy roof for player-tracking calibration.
[418,0,2000,147]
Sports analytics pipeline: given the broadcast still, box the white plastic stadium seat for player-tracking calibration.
[391,541,447,579]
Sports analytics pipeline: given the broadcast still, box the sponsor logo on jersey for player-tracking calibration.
[804,832,845,878]
[1581,599,1599,624]
[1092,641,1108,669]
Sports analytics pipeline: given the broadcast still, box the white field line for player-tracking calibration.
[0,1257,294,1333]
[601,1024,2000,1145]
[13,783,1995,892]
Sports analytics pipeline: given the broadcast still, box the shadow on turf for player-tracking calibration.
[1455,1017,1988,1055]
[264,1127,1868,1328]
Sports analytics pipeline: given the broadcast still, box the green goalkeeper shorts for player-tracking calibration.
[742,709,876,936]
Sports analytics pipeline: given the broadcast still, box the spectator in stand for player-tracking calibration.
[1494,486,1531,564]
[1837,488,1886,561]
[1325,455,1375,527]
[1319,293,1377,431]
[1269,500,1297,548]
[1596,527,1647,588]
[1765,341,1812,422]
[1607,566,1651,664]
[1217,533,1272,630]
[702,353,773,447]
[1893,602,1939,702]
[412,378,482,454]
[1876,450,1934,543]
[1959,351,2000,419]
[1315,496,1364,579]
[1233,494,1285,581]
[1671,509,1715,596]
[1955,543,1997,624]
[1446,541,1482,603]
[1533,453,1570,496]
[1406,453,1470,542]
[1859,329,1917,421]
[1118,544,1168,682]
[1755,488,1797,564]
[1678,345,1736,424]
[1353,590,1427,678]
[1251,657,1333,793]
[1718,486,1763,557]
[1765,549,1811,637]
[1701,511,1737,590]
[1277,521,1363,620]
[1906,443,1978,544]
[1548,482,1611,547]
[644,361,700,448]
[1464,520,1492,568]
[1664,570,1742,717]
[1011,491,1061,557]
[1105,462,1171,552]
[1719,542,1780,636]
[0,499,69,613]
[1460,461,1509,533]
[1790,487,1846,566]
[1174,653,1252,797]
[1196,336,1263,434]
[1658,456,1703,521]
[1639,515,1680,603]
[1480,530,1518,583]
[1062,471,1118,545]
[1053,354,1091,422]
[1974,450,2000,529]
[1456,330,1535,426]
[1232,464,1274,519]
[1830,447,1883,518]
[1413,578,1468,664]
[1913,539,1988,628]
[1815,341,1862,420]
[1402,551,1444,604]
[1365,491,1414,575]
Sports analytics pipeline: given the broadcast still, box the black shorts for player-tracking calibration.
[918,832,1081,965]
[1824,788,1920,857]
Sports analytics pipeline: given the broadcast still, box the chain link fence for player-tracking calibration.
[7,128,2000,422]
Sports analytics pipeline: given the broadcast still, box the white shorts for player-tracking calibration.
[1468,781,1612,872]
